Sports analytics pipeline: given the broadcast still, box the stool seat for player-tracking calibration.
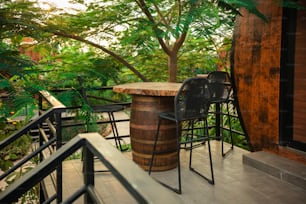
[91,104,124,113]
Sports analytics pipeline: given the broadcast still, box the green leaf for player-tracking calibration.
[9,153,18,160]
[0,79,10,89]
[220,0,268,21]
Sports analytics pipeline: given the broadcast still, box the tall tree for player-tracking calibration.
[1,0,299,82]
[51,0,262,82]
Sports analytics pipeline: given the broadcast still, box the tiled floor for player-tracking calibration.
[44,141,306,204]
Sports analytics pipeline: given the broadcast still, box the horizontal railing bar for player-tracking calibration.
[61,118,130,128]
[62,184,103,204]
[104,135,130,140]
[86,185,104,204]
[61,185,87,204]
[0,107,66,150]
[208,111,239,118]
[0,136,85,203]
[86,94,123,104]
[218,126,245,136]
[0,137,56,181]
[1,134,182,203]
[42,193,57,204]
[50,86,114,93]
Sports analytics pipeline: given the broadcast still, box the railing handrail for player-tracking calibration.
[49,86,132,106]
[0,133,182,204]
[39,90,66,108]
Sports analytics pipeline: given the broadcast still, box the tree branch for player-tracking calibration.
[173,32,187,53]
[135,0,171,55]
[152,3,168,25]
[173,0,199,52]
[51,30,149,82]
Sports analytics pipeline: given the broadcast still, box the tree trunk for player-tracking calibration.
[168,52,178,82]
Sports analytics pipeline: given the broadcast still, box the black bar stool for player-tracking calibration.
[148,77,214,194]
[78,76,127,151]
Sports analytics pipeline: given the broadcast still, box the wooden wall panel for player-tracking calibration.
[232,1,282,151]
[293,1,306,144]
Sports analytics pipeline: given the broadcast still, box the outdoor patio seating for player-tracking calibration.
[207,71,234,156]
[148,77,214,194]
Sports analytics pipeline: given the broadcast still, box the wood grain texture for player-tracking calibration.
[113,82,181,96]
[232,1,282,151]
[130,95,178,171]
[293,2,306,144]
[113,82,181,171]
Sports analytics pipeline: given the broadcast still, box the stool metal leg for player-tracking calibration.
[189,119,214,185]
[227,102,234,149]
[148,119,182,194]
[189,121,195,168]
[175,121,182,194]
[222,102,234,157]
[108,112,125,151]
[148,118,161,175]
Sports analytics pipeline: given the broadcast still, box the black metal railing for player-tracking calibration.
[0,88,134,203]
[49,86,131,142]
[0,90,67,203]
[181,99,246,148]
[0,133,182,203]
[0,85,246,202]
[210,99,245,140]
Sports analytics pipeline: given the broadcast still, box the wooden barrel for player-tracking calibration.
[130,95,178,171]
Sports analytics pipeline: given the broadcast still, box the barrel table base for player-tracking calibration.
[130,95,178,171]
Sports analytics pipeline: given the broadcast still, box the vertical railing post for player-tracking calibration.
[55,110,62,149]
[215,102,221,140]
[55,110,63,203]
[38,93,43,116]
[83,146,94,203]
[38,92,44,166]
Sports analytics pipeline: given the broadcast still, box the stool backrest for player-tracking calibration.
[174,77,211,121]
[207,71,232,102]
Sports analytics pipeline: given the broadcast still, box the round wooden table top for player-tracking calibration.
[113,82,182,96]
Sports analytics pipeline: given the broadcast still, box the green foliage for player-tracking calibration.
[62,125,86,142]
[112,0,236,81]
[0,0,297,153]
[65,150,82,160]
[35,43,123,88]
[1,0,304,83]
[0,121,32,171]
[0,39,41,121]
[56,90,82,107]
[0,42,34,75]
[18,184,39,204]
[218,0,267,21]
[0,79,10,90]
